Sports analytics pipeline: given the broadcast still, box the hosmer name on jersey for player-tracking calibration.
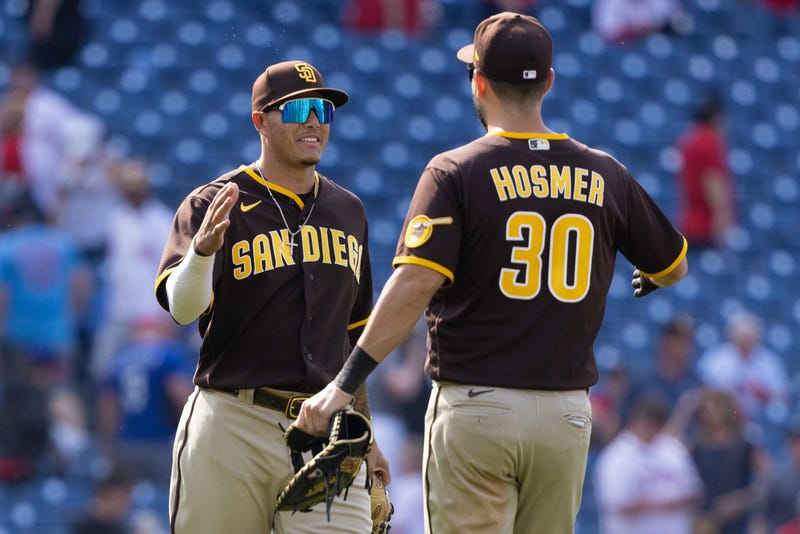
[231,225,364,281]
[489,165,605,207]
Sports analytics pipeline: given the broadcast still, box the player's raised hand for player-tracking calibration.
[293,381,354,436]
[194,182,239,256]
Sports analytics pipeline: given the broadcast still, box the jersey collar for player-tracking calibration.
[487,131,569,140]
[240,165,319,209]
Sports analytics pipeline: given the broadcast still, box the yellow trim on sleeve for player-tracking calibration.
[154,267,176,298]
[347,315,370,331]
[639,236,688,279]
[392,256,455,284]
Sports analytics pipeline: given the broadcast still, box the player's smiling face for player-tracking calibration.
[261,109,330,168]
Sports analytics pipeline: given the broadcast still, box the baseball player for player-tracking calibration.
[154,60,388,533]
[294,12,688,534]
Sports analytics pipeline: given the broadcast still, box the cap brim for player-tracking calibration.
[457,44,474,64]
[265,87,349,110]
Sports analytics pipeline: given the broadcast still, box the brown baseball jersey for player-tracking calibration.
[394,132,687,390]
[155,165,372,393]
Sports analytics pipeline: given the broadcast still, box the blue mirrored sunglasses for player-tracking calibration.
[274,98,335,124]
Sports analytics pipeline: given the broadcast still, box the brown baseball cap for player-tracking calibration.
[457,11,552,84]
[251,60,349,112]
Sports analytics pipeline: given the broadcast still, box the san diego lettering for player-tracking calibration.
[231,225,363,281]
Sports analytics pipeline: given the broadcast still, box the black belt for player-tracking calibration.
[219,387,310,419]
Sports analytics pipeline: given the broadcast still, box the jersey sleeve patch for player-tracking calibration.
[404,215,453,248]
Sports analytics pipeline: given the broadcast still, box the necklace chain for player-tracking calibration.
[255,163,316,250]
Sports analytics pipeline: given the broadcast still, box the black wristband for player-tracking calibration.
[335,346,379,395]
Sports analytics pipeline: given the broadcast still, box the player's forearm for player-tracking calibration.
[651,257,688,288]
[165,238,214,324]
[352,382,370,418]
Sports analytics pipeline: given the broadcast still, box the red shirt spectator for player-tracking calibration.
[343,0,439,35]
[676,93,736,248]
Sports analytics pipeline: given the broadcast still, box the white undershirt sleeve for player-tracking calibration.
[165,238,214,325]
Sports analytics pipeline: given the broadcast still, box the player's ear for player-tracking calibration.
[252,111,265,131]
[474,70,488,98]
[543,68,555,96]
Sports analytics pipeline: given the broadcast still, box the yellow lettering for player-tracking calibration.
[531,165,548,198]
[511,165,531,198]
[253,234,272,273]
[330,229,348,267]
[347,235,360,275]
[573,168,588,203]
[319,227,332,264]
[354,244,363,282]
[270,229,295,267]
[232,240,252,280]
[490,167,516,201]
[589,171,604,206]
[301,226,320,262]
[550,166,571,199]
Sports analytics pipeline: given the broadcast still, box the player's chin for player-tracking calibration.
[300,155,322,166]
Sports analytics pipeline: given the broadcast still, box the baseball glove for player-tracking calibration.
[370,475,394,533]
[276,408,373,520]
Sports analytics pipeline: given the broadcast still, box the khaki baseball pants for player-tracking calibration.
[423,382,592,534]
[169,388,371,534]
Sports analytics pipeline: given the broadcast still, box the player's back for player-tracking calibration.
[413,132,683,390]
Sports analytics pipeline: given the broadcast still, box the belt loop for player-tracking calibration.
[237,388,255,405]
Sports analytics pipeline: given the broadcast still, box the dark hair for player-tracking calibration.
[2,187,43,225]
[662,313,695,337]
[693,91,723,123]
[628,392,671,426]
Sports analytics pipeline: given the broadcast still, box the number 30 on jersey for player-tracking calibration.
[500,211,594,302]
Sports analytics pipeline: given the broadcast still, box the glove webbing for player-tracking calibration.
[289,440,324,473]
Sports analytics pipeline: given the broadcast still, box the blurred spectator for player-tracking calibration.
[0,91,28,200]
[751,421,800,533]
[675,91,737,249]
[0,190,91,388]
[342,0,441,35]
[50,116,121,264]
[387,434,425,534]
[25,0,88,70]
[592,0,690,43]
[589,348,631,450]
[91,159,173,378]
[96,314,194,485]
[672,388,770,534]
[0,348,51,482]
[4,62,106,221]
[70,463,136,534]
[696,312,790,426]
[754,0,800,14]
[48,118,122,403]
[48,385,97,476]
[594,392,703,534]
[625,314,700,420]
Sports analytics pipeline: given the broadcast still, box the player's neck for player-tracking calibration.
[486,118,553,136]
[485,106,551,136]
[255,157,316,194]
